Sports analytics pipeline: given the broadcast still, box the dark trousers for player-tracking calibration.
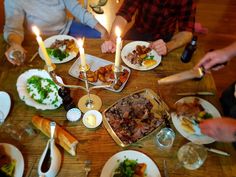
[220,81,236,148]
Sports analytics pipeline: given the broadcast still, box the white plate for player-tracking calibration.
[121,41,162,71]
[69,54,131,92]
[100,150,161,177]
[39,35,78,64]
[0,143,24,177]
[172,97,221,144]
[16,69,62,110]
[0,91,11,122]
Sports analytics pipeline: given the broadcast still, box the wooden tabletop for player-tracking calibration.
[0,38,235,177]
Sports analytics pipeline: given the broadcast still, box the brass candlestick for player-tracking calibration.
[48,64,122,113]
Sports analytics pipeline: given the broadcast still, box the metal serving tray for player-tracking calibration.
[102,89,170,147]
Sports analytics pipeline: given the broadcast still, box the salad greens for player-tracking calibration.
[46,48,69,61]
[113,158,138,177]
[26,76,59,105]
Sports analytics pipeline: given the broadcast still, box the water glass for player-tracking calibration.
[0,121,38,142]
[177,142,207,170]
[155,127,175,150]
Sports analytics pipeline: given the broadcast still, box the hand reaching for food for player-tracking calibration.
[149,39,168,56]
[101,40,116,53]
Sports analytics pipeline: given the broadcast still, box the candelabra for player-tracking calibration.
[48,64,122,113]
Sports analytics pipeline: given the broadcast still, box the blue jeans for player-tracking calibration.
[68,20,101,38]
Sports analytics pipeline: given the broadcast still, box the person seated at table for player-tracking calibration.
[101,0,196,56]
[4,0,109,66]
[196,42,236,143]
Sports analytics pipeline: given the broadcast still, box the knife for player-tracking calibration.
[206,148,230,156]
[158,67,204,85]
[163,160,169,177]
[177,91,215,96]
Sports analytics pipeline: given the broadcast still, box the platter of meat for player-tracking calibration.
[172,97,221,144]
[69,54,131,92]
[121,41,161,71]
[39,35,79,64]
[103,89,170,147]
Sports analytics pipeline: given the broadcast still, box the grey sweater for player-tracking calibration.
[4,0,98,41]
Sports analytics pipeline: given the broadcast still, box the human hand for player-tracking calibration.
[149,39,168,56]
[199,118,236,142]
[196,49,230,71]
[5,43,26,66]
[101,40,116,53]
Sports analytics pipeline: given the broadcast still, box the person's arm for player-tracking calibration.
[196,42,236,71]
[149,31,192,55]
[4,0,26,65]
[199,118,236,142]
[94,23,109,40]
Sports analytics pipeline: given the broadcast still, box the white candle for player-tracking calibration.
[32,26,53,68]
[77,38,86,68]
[114,27,122,69]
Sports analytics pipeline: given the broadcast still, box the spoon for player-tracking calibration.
[38,122,61,177]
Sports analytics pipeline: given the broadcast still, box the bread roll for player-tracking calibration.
[32,115,78,156]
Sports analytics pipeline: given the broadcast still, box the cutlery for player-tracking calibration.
[28,51,38,63]
[84,160,91,176]
[158,67,204,85]
[206,148,230,156]
[177,91,215,96]
[163,160,169,177]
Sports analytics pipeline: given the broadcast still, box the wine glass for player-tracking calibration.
[155,127,175,150]
[177,142,207,170]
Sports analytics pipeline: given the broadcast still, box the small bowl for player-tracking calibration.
[66,108,82,122]
[82,110,103,129]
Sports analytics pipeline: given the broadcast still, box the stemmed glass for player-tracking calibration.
[176,142,207,170]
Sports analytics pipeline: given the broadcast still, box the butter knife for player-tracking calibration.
[177,91,215,96]
[206,148,230,156]
[163,160,169,177]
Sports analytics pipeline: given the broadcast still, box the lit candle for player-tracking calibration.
[77,38,86,68]
[114,27,122,70]
[32,26,54,70]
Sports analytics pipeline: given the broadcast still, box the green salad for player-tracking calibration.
[113,158,138,177]
[46,48,69,61]
[26,75,60,106]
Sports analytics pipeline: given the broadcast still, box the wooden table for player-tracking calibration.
[0,38,235,177]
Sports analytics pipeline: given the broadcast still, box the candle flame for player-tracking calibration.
[32,26,40,36]
[115,27,121,37]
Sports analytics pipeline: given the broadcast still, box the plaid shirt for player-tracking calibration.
[117,0,196,41]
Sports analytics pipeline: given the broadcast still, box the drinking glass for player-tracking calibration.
[177,142,207,170]
[0,121,38,142]
[155,127,175,150]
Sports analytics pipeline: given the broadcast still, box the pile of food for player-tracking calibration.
[79,64,129,90]
[112,158,146,177]
[104,92,165,145]
[125,45,157,67]
[26,75,61,107]
[0,146,16,177]
[46,39,78,61]
[175,98,213,134]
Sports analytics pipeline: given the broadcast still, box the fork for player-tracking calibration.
[84,160,91,177]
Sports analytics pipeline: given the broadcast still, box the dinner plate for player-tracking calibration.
[172,96,221,144]
[0,91,11,123]
[38,34,78,64]
[68,54,131,92]
[100,150,161,177]
[16,69,62,110]
[0,143,24,177]
[121,41,161,71]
